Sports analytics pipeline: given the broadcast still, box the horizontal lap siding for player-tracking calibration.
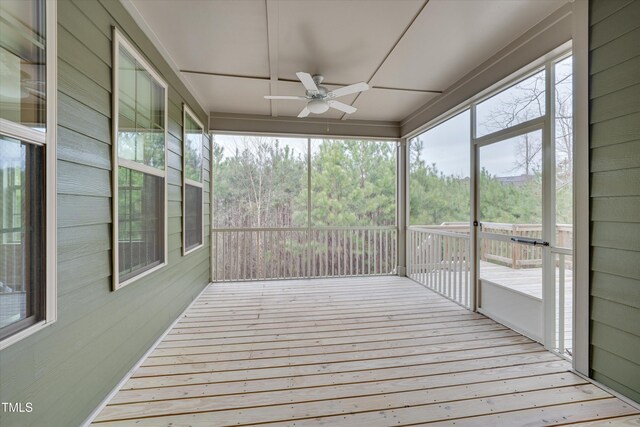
[0,1,211,426]
[589,0,640,403]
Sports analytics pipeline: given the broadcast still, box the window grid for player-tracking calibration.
[0,0,56,349]
[112,28,168,290]
[182,105,205,255]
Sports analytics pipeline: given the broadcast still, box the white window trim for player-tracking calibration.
[182,104,205,256]
[0,0,57,351]
[112,27,169,291]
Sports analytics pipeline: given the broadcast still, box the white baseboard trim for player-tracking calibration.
[79,282,211,427]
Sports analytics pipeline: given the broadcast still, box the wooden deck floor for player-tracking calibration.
[91,276,639,426]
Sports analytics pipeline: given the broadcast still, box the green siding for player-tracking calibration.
[590,0,640,404]
[0,0,211,426]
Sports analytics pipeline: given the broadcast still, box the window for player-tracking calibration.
[182,106,204,254]
[113,29,168,290]
[0,0,56,348]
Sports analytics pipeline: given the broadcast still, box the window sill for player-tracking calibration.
[0,319,54,351]
[183,243,204,256]
[114,262,168,291]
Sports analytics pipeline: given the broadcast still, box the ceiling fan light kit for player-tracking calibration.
[264,72,369,118]
[307,99,329,114]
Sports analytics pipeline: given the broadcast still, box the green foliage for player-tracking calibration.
[408,138,571,226]
[213,137,307,228]
[409,139,469,225]
[311,140,395,227]
[213,138,396,228]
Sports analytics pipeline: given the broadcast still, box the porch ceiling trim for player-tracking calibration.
[210,112,400,140]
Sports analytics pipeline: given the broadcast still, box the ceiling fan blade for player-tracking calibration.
[328,100,357,114]
[296,72,319,94]
[264,95,307,100]
[297,107,310,118]
[328,82,369,99]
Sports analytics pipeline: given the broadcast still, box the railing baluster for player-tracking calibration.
[338,229,342,277]
[448,236,452,298]
[212,226,397,282]
[559,253,565,354]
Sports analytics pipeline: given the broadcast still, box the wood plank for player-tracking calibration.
[136,336,536,377]
[127,344,545,388]
[111,358,568,405]
[185,299,460,317]
[94,373,585,423]
[155,319,502,349]
[94,384,609,426]
[563,414,640,426]
[163,316,489,344]
[191,294,446,310]
[420,399,639,426]
[180,304,461,323]
[149,324,513,358]
[170,312,484,337]
[145,330,524,366]
[173,308,476,330]
[179,301,461,321]
[92,277,633,426]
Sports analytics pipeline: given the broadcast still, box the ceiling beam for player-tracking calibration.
[340,0,431,120]
[179,70,442,94]
[266,0,279,117]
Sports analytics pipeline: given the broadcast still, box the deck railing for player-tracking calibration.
[212,226,397,282]
[407,222,573,308]
[408,226,471,308]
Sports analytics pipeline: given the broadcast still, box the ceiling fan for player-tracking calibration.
[264,72,369,118]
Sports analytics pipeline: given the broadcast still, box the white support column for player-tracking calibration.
[470,105,479,312]
[397,138,408,276]
[543,60,557,351]
[572,0,590,376]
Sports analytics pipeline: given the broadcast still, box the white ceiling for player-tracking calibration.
[128,0,569,123]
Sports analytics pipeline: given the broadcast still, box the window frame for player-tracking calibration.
[0,0,57,350]
[112,27,169,291]
[182,104,205,255]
